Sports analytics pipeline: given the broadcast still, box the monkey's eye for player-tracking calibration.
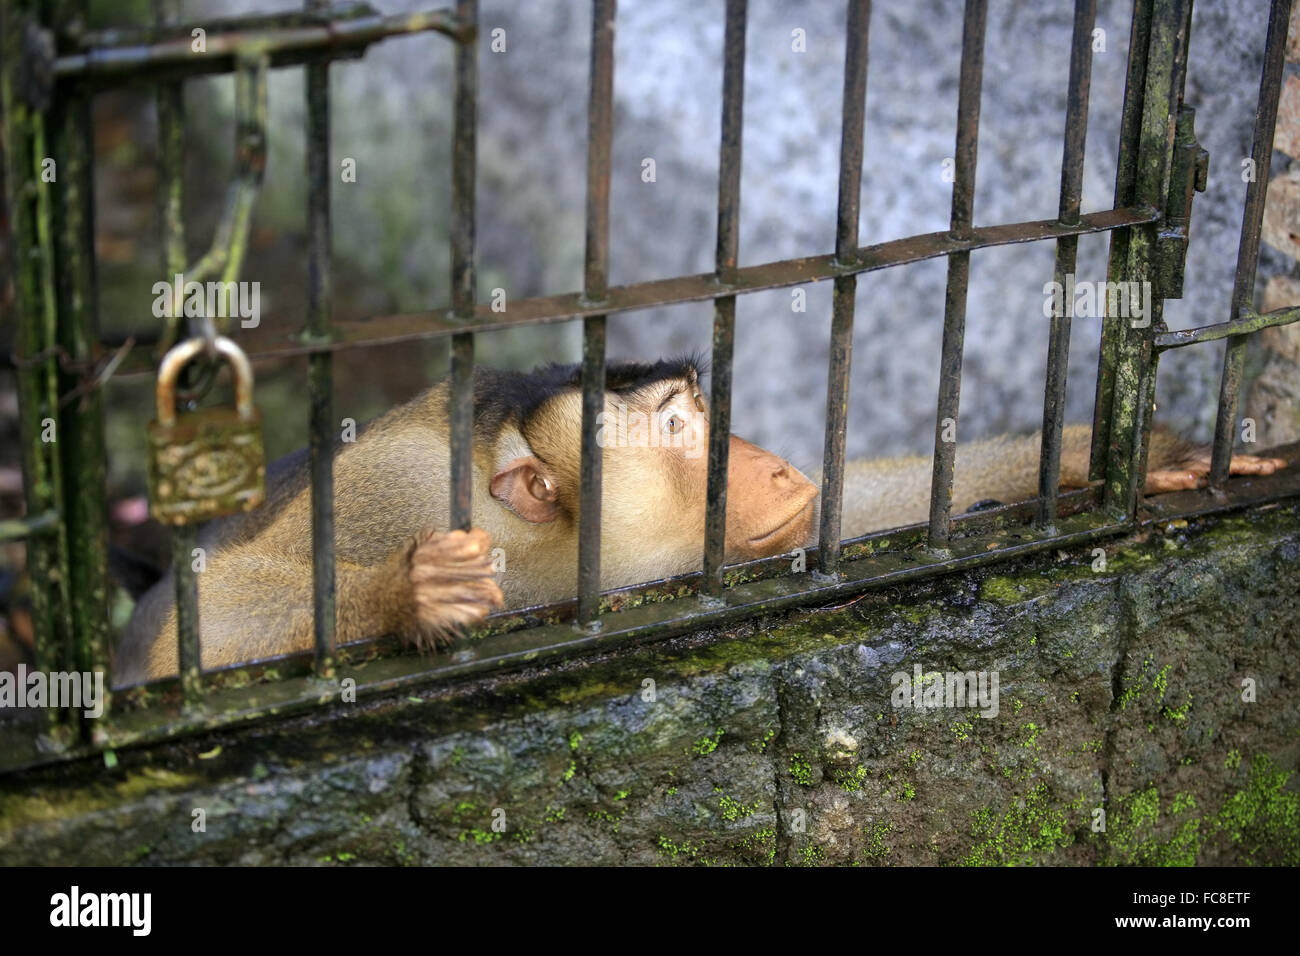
[663,413,685,435]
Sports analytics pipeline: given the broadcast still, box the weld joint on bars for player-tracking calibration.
[1154,304,1300,351]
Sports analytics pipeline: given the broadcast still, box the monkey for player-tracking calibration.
[835,423,1288,537]
[115,358,819,685]
[116,357,1287,685]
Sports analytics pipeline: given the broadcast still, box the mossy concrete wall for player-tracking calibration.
[2,504,1299,866]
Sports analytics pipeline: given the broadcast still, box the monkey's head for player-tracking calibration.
[474,358,817,598]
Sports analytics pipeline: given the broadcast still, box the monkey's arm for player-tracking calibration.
[835,423,1287,539]
[127,528,501,683]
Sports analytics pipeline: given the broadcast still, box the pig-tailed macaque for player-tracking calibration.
[117,357,1287,685]
[117,359,818,684]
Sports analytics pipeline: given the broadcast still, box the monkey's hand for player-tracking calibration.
[1145,450,1289,494]
[403,526,504,651]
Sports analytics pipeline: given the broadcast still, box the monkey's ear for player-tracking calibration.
[489,457,561,523]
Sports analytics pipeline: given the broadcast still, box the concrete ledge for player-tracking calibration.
[2,503,1299,865]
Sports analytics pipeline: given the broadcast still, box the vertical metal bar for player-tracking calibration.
[1,0,74,742]
[1090,0,1153,481]
[306,0,335,675]
[927,0,987,550]
[152,0,201,703]
[448,0,478,531]
[1209,0,1289,489]
[702,0,746,599]
[816,0,869,576]
[577,0,615,627]
[1102,0,1190,518]
[1037,0,1098,531]
[52,14,112,713]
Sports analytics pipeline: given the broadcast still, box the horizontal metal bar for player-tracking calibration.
[0,510,60,542]
[8,507,1135,771]
[1155,304,1300,351]
[54,4,463,88]
[15,440,1300,776]
[103,205,1157,379]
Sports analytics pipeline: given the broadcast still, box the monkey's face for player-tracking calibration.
[487,363,817,589]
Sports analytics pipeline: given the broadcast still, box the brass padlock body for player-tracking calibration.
[148,336,266,525]
[148,407,266,525]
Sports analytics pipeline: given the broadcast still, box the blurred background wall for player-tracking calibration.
[72,0,1290,479]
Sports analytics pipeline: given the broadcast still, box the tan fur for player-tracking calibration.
[835,423,1287,538]
[116,372,818,685]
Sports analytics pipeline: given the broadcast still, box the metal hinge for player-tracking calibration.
[1155,104,1211,299]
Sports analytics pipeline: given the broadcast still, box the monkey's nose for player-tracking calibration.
[730,436,815,494]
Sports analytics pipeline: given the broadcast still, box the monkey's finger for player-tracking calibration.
[412,527,492,561]
[1144,470,1205,494]
[1227,454,1288,476]
[410,557,500,584]
[413,579,504,609]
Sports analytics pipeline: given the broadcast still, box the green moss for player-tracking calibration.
[788,753,814,787]
[1215,754,1299,864]
[1020,722,1042,751]
[750,728,777,753]
[692,728,725,757]
[834,765,868,793]
[862,822,892,864]
[798,844,825,866]
[656,835,702,861]
[961,782,1074,866]
[1162,692,1192,723]
[739,825,777,865]
[952,720,973,742]
[1225,748,1242,770]
[718,794,761,822]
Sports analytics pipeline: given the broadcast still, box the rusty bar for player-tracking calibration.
[1,0,75,744]
[1090,0,1153,481]
[1102,0,1190,519]
[148,0,203,707]
[1038,0,1097,530]
[55,6,464,88]
[1156,305,1300,350]
[1209,0,1289,490]
[47,0,111,713]
[104,205,1157,374]
[703,0,746,599]
[577,0,615,627]
[448,0,478,531]
[306,0,336,675]
[817,0,869,576]
[927,0,987,550]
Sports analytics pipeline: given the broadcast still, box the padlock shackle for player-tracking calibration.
[156,336,256,427]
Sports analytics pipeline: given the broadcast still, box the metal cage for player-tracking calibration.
[2,0,1299,772]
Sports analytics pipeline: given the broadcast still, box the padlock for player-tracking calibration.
[148,336,266,525]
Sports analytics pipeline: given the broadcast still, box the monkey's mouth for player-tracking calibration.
[747,500,816,550]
